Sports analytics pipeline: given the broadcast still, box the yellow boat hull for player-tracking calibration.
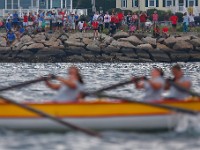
[0,98,199,131]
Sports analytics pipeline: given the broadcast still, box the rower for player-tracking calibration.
[45,66,84,102]
[134,67,165,101]
[166,64,192,100]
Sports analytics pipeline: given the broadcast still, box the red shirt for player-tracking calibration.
[24,15,28,22]
[59,12,65,20]
[111,15,116,23]
[162,27,169,33]
[152,13,158,21]
[92,21,99,29]
[140,14,147,22]
[118,13,124,22]
[170,15,178,25]
[114,16,119,23]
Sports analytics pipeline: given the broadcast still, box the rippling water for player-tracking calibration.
[0,62,200,150]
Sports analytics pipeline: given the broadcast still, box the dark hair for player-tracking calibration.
[69,66,84,84]
[172,64,181,71]
[154,67,164,76]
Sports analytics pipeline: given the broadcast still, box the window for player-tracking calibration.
[132,0,138,7]
[39,0,47,9]
[0,0,5,9]
[166,0,172,6]
[149,0,156,7]
[13,0,18,9]
[121,0,127,8]
[20,0,31,9]
[52,0,61,8]
[189,0,195,6]
[7,0,12,9]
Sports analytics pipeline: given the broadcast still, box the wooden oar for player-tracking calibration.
[0,95,101,137]
[169,81,200,97]
[86,77,141,96]
[96,94,199,115]
[0,76,52,92]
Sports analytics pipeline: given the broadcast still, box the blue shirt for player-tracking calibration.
[39,13,44,21]
[7,33,15,41]
[183,16,189,25]
[19,27,25,33]
[6,22,12,31]
[13,13,19,22]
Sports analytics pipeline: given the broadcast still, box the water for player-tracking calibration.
[0,62,199,150]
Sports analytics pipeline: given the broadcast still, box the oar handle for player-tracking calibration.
[0,75,56,92]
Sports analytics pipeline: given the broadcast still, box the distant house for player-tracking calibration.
[116,0,200,15]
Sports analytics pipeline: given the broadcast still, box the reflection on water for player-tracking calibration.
[0,63,199,149]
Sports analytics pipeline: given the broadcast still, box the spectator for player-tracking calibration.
[170,13,178,33]
[189,13,195,29]
[6,19,12,31]
[126,12,132,27]
[74,12,79,30]
[152,11,159,26]
[51,13,57,32]
[57,12,63,31]
[109,22,117,36]
[104,11,111,29]
[115,12,120,29]
[132,12,138,28]
[93,11,100,21]
[6,12,12,23]
[162,26,169,38]
[140,11,148,32]
[7,30,16,46]
[12,11,19,30]
[68,13,76,32]
[39,11,44,27]
[153,25,160,38]
[98,13,104,33]
[44,12,51,32]
[78,20,84,32]
[183,12,189,32]
[117,11,124,29]
[92,18,99,40]
[23,13,28,27]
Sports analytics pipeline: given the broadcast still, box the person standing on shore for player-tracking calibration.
[170,13,178,33]
[183,12,189,32]
[139,12,148,32]
[92,18,99,40]
[104,11,111,29]
[189,13,195,30]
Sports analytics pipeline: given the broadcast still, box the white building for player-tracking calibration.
[0,0,87,17]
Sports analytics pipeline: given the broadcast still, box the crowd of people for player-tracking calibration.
[0,9,198,44]
[46,64,192,102]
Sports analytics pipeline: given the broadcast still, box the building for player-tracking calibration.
[116,0,200,15]
[0,0,88,17]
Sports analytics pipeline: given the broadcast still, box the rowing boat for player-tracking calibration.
[0,98,199,131]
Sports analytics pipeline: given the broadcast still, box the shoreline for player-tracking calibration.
[0,31,200,62]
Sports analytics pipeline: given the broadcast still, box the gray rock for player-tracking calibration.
[0,47,11,51]
[137,44,153,50]
[82,38,93,45]
[170,52,190,62]
[116,55,138,62]
[113,31,129,39]
[35,49,66,58]
[173,41,193,51]
[103,36,113,45]
[103,46,120,54]
[0,37,7,47]
[119,36,143,46]
[66,55,85,62]
[60,35,68,41]
[120,48,135,53]
[111,40,135,49]
[176,36,191,41]
[188,39,200,47]
[82,54,96,60]
[190,51,200,61]
[134,33,147,39]
[64,40,85,47]
[101,54,114,61]
[136,49,150,59]
[156,43,172,52]
[20,35,32,43]
[65,46,87,55]
[157,38,165,43]
[86,43,101,52]
[150,51,171,62]
[44,41,59,47]
[164,36,176,47]
[142,37,157,46]
[27,43,45,49]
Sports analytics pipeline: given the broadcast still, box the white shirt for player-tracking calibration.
[189,15,195,22]
[53,81,84,102]
[78,21,84,30]
[93,14,99,21]
[104,14,111,23]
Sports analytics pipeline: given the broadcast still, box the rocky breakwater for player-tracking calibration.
[0,31,200,62]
